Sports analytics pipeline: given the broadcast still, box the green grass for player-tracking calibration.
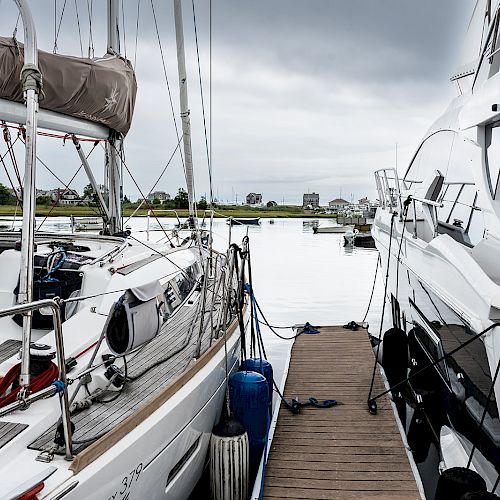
[0,204,335,218]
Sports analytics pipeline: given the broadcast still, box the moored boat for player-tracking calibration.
[0,2,251,498]
[371,2,500,495]
[227,217,261,226]
[313,224,353,234]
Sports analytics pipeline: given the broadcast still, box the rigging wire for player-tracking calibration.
[191,0,213,205]
[86,0,94,58]
[53,0,68,54]
[108,142,175,245]
[133,0,141,69]
[123,134,183,225]
[121,0,127,60]
[149,0,186,179]
[74,0,84,57]
[2,125,23,194]
[33,142,100,230]
[12,12,21,39]
[0,134,21,204]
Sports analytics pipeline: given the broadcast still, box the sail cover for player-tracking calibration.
[0,37,137,135]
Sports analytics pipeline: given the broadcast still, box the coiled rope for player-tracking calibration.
[0,362,59,408]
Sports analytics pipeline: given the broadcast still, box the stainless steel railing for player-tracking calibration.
[0,299,73,460]
[374,168,402,213]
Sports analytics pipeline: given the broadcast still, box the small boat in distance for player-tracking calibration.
[71,216,103,232]
[313,225,353,234]
[343,229,376,248]
[227,217,261,226]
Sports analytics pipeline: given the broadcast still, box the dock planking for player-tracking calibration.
[263,325,420,499]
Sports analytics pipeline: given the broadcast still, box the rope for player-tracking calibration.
[362,253,381,323]
[0,362,59,407]
[254,298,304,340]
[367,212,396,412]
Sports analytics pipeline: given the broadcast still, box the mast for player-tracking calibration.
[106,0,123,234]
[15,0,41,390]
[173,0,196,222]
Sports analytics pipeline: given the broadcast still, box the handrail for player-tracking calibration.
[374,168,401,213]
[146,209,182,241]
[409,196,444,208]
[0,298,73,460]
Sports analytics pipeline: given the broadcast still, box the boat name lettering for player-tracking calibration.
[107,462,143,500]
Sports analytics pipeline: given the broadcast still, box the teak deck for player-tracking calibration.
[263,325,420,499]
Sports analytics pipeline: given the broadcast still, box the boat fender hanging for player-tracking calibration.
[381,327,408,394]
[105,281,162,356]
[240,358,274,417]
[228,371,268,473]
[434,467,487,500]
[209,417,249,500]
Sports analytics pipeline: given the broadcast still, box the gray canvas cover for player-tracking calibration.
[0,37,137,135]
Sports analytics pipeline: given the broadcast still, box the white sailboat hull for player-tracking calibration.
[48,329,240,500]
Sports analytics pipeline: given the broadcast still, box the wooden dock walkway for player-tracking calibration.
[263,325,420,499]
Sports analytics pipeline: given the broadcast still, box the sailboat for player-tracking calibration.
[0,1,249,498]
[372,0,500,495]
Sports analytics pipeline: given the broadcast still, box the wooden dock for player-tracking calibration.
[263,325,420,499]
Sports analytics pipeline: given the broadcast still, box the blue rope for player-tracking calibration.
[41,249,66,282]
[52,379,65,394]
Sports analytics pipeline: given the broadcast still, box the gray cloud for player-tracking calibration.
[0,0,474,204]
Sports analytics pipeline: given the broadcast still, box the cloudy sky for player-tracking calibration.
[0,1,474,204]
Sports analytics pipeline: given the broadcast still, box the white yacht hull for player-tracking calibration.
[372,209,500,495]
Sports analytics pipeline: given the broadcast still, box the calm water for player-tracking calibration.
[17,216,383,390]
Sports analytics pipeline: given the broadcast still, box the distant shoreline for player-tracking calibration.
[0,205,335,219]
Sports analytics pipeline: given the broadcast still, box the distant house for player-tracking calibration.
[150,191,171,204]
[266,200,277,208]
[246,193,262,205]
[57,188,82,205]
[303,193,319,208]
[328,198,349,210]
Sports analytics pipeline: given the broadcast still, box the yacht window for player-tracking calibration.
[485,123,500,197]
[404,131,455,187]
[405,130,484,246]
